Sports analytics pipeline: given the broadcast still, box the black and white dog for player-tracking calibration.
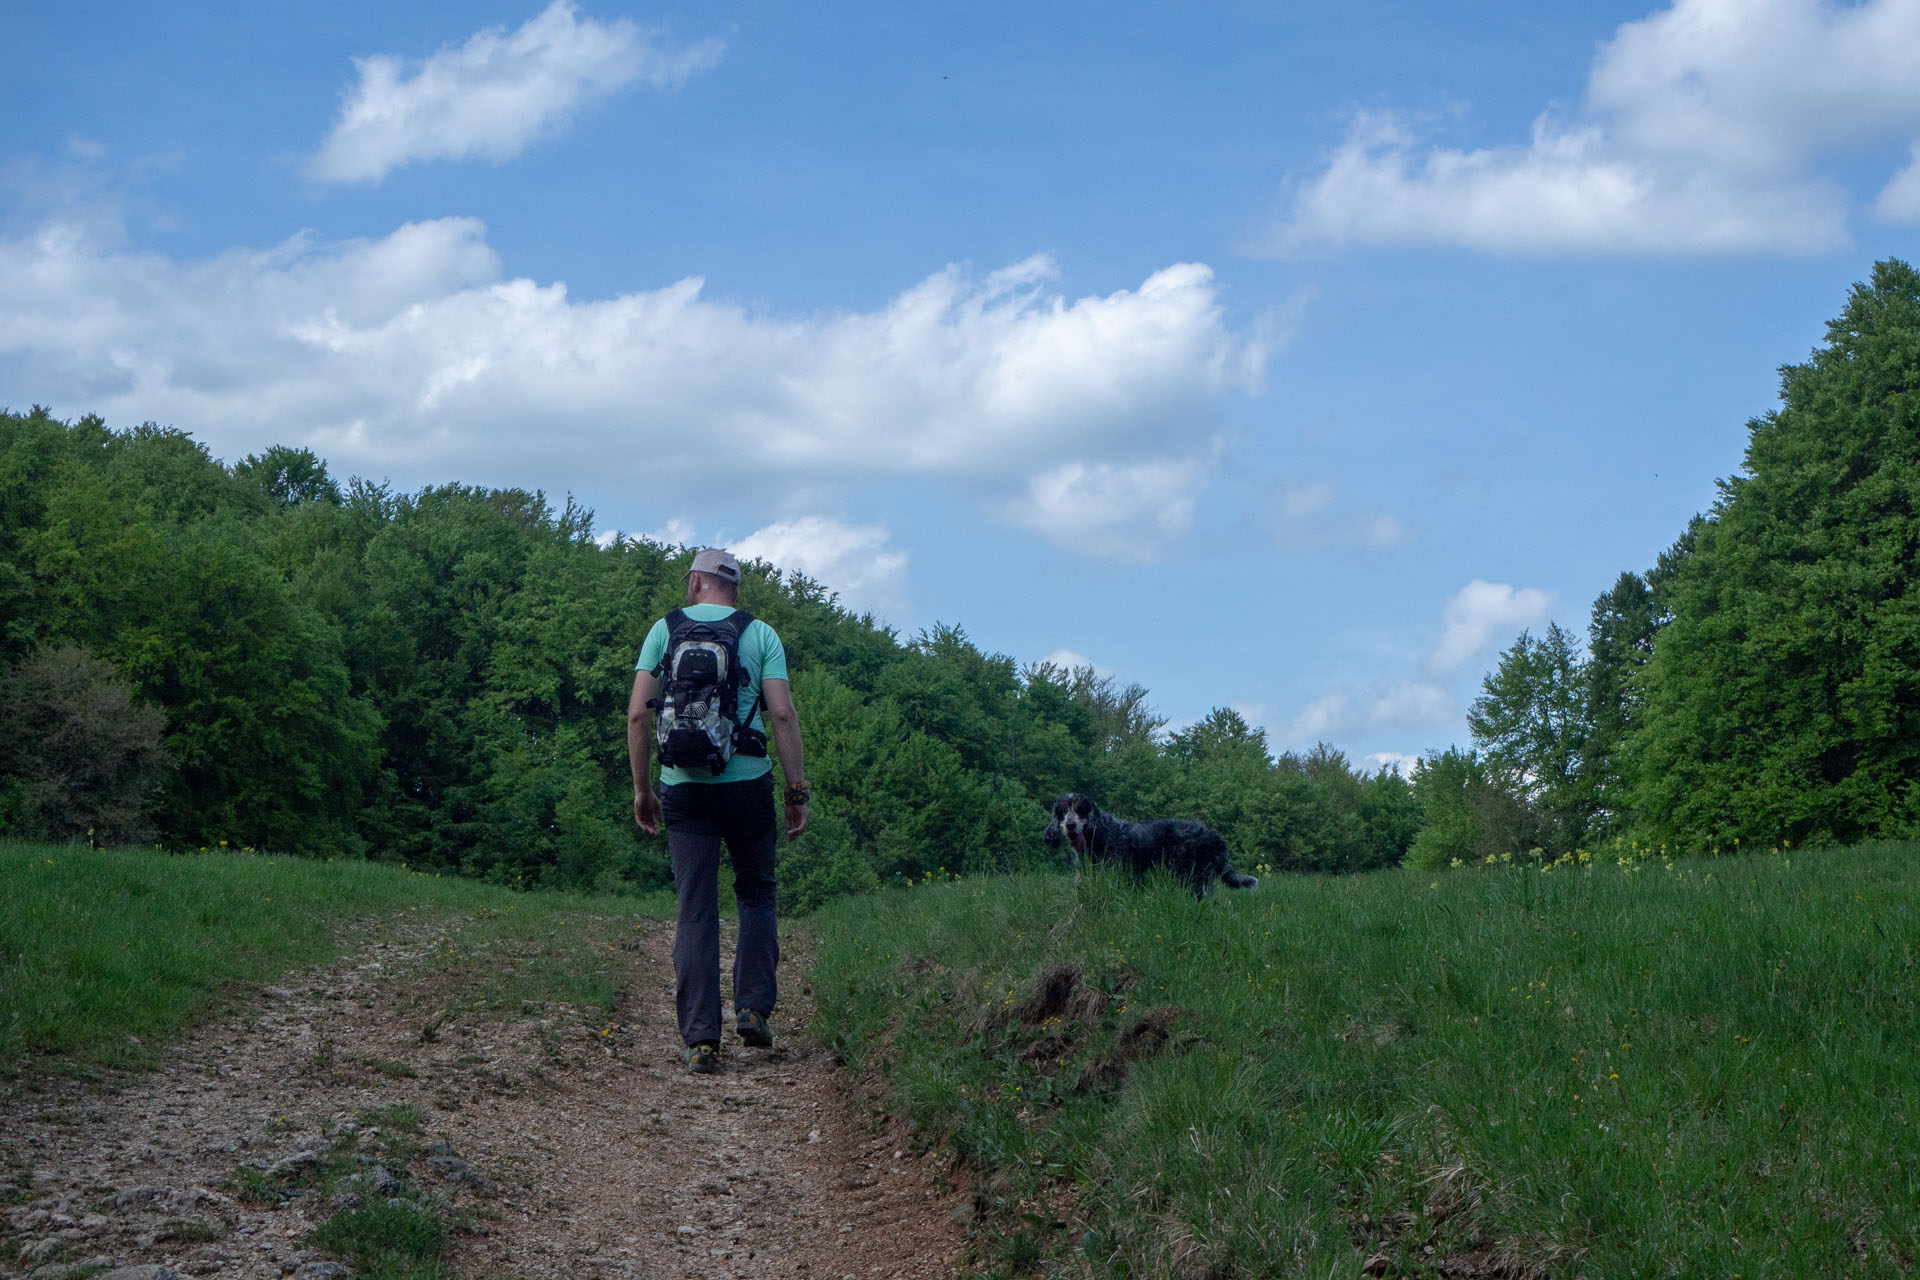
[1043,793,1259,897]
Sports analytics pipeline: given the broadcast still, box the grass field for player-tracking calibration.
[0,840,669,1077]
[11,836,1920,1277]
[810,844,1920,1278]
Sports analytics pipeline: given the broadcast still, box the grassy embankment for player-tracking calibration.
[811,844,1920,1278]
[0,840,669,1077]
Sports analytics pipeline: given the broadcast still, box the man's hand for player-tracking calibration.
[784,799,808,841]
[628,670,661,834]
[635,787,663,835]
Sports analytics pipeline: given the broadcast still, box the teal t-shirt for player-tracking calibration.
[636,605,788,785]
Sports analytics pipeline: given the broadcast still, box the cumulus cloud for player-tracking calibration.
[1263,0,1920,256]
[730,516,910,620]
[1278,679,1453,749]
[1588,0,1920,172]
[1004,454,1213,561]
[1266,110,1846,256]
[0,217,1264,560]
[621,514,908,618]
[1429,580,1554,674]
[307,2,723,184]
[1875,144,1920,223]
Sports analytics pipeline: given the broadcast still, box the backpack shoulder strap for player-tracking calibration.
[651,609,690,677]
[726,611,762,728]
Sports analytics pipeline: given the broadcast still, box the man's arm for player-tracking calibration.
[628,670,662,834]
[760,677,807,840]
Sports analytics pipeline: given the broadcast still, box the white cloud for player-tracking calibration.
[1280,679,1453,748]
[1039,648,1114,677]
[1875,144,1920,222]
[306,2,723,184]
[1284,692,1352,745]
[1588,0,1920,173]
[1267,110,1845,257]
[1364,751,1421,779]
[1264,0,1920,256]
[1367,679,1453,727]
[1429,579,1554,674]
[634,516,697,548]
[1004,454,1212,561]
[0,218,1265,561]
[730,516,910,620]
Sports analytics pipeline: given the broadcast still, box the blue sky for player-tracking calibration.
[7,0,1920,772]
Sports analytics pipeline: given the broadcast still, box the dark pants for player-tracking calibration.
[663,773,780,1047]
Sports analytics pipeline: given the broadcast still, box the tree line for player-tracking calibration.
[6,260,1915,895]
[1419,258,1920,865]
[0,410,1414,906]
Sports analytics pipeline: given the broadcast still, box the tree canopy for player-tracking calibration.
[1629,259,1920,849]
[0,406,1416,902]
[9,261,1916,886]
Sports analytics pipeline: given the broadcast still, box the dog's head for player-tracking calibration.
[1045,793,1098,856]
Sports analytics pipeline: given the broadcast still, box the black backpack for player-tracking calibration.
[647,609,769,774]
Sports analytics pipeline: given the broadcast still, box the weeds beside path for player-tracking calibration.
[1,892,965,1279]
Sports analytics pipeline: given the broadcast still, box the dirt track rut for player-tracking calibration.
[0,915,968,1280]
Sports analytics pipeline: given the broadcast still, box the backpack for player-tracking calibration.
[647,609,768,774]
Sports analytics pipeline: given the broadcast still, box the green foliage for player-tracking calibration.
[1406,746,1544,869]
[1468,622,1593,852]
[305,1196,449,1280]
[2,406,1419,902]
[1629,259,1920,849]
[1153,713,1417,874]
[0,643,170,842]
[1433,258,1920,862]
[233,444,342,507]
[1581,571,1656,838]
[812,842,1920,1277]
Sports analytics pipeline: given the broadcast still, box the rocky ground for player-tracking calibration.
[0,915,969,1280]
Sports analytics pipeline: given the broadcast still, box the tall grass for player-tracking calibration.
[0,840,668,1076]
[811,845,1920,1277]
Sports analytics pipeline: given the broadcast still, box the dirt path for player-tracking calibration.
[0,915,969,1280]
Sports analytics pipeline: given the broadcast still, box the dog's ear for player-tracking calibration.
[1042,819,1062,847]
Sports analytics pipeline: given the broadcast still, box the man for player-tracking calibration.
[628,548,809,1074]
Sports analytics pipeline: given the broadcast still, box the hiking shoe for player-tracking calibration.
[685,1041,720,1074]
[736,1008,773,1048]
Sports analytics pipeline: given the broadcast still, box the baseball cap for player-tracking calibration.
[685,547,742,584]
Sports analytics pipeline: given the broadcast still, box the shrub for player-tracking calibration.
[0,644,170,843]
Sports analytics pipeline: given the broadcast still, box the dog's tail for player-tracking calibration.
[1221,867,1259,891]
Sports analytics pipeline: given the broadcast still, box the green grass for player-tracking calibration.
[0,840,669,1076]
[811,843,1920,1278]
[2,840,673,1278]
[231,1102,453,1280]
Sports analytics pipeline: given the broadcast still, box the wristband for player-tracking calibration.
[785,782,810,805]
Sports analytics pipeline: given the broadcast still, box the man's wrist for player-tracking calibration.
[784,780,810,805]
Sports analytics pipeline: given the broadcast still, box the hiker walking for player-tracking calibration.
[628,548,809,1074]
